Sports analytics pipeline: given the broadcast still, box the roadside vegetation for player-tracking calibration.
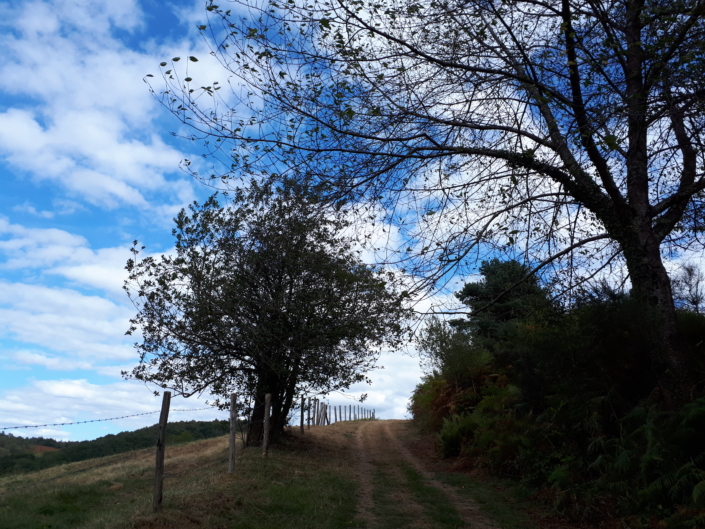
[410,260,705,528]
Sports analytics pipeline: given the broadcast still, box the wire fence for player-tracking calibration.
[0,405,225,497]
[0,408,216,431]
[0,396,374,499]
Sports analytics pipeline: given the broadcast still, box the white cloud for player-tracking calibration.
[0,217,139,298]
[325,351,423,422]
[0,378,224,441]
[0,0,195,211]
[0,281,134,360]
[12,351,94,371]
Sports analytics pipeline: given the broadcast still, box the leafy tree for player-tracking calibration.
[454,259,554,354]
[150,0,705,403]
[420,259,553,405]
[124,184,407,440]
[416,317,492,381]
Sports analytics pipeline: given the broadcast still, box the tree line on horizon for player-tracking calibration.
[0,420,230,477]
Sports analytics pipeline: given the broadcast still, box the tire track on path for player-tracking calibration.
[353,420,433,528]
[353,421,379,527]
[381,420,500,529]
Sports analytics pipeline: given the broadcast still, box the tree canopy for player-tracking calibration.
[124,185,408,437]
[150,0,705,402]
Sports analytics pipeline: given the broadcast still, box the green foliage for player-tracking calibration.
[417,317,492,383]
[125,182,408,439]
[410,261,705,526]
[0,420,228,477]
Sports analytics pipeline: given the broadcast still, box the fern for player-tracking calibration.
[692,479,705,505]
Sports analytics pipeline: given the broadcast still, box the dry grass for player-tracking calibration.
[0,421,544,529]
[0,429,360,529]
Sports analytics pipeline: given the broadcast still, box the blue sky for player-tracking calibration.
[0,0,422,441]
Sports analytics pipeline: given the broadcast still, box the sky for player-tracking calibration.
[0,0,423,441]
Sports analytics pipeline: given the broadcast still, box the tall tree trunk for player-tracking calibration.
[620,226,695,405]
[247,368,279,446]
[247,396,265,446]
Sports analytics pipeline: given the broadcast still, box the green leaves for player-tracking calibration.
[603,134,620,150]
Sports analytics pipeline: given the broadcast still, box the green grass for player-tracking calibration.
[217,449,362,529]
[401,463,465,528]
[0,432,362,529]
[370,462,418,529]
[0,422,552,529]
[437,472,538,529]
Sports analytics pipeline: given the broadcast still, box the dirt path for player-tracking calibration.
[324,419,501,529]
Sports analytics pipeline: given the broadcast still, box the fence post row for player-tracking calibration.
[153,390,171,512]
[229,393,237,474]
[300,395,305,434]
[262,393,272,458]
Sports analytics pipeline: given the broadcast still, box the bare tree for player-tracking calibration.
[150,0,705,402]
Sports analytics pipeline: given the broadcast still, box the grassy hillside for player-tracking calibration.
[0,420,230,477]
[0,421,541,529]
[0,428,360,529]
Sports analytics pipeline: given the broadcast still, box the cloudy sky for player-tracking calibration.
[0,0,423,441]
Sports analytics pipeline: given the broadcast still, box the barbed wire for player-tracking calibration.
[0,407,217,431]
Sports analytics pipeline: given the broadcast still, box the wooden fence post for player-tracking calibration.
[262,393,272,457]
[334,405,337,423]
[307,397,311,429]
[229,393,237,474]
[300,395,305,434]
[153,390,171,512]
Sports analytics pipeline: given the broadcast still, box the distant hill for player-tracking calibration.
[0,419,230,476]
